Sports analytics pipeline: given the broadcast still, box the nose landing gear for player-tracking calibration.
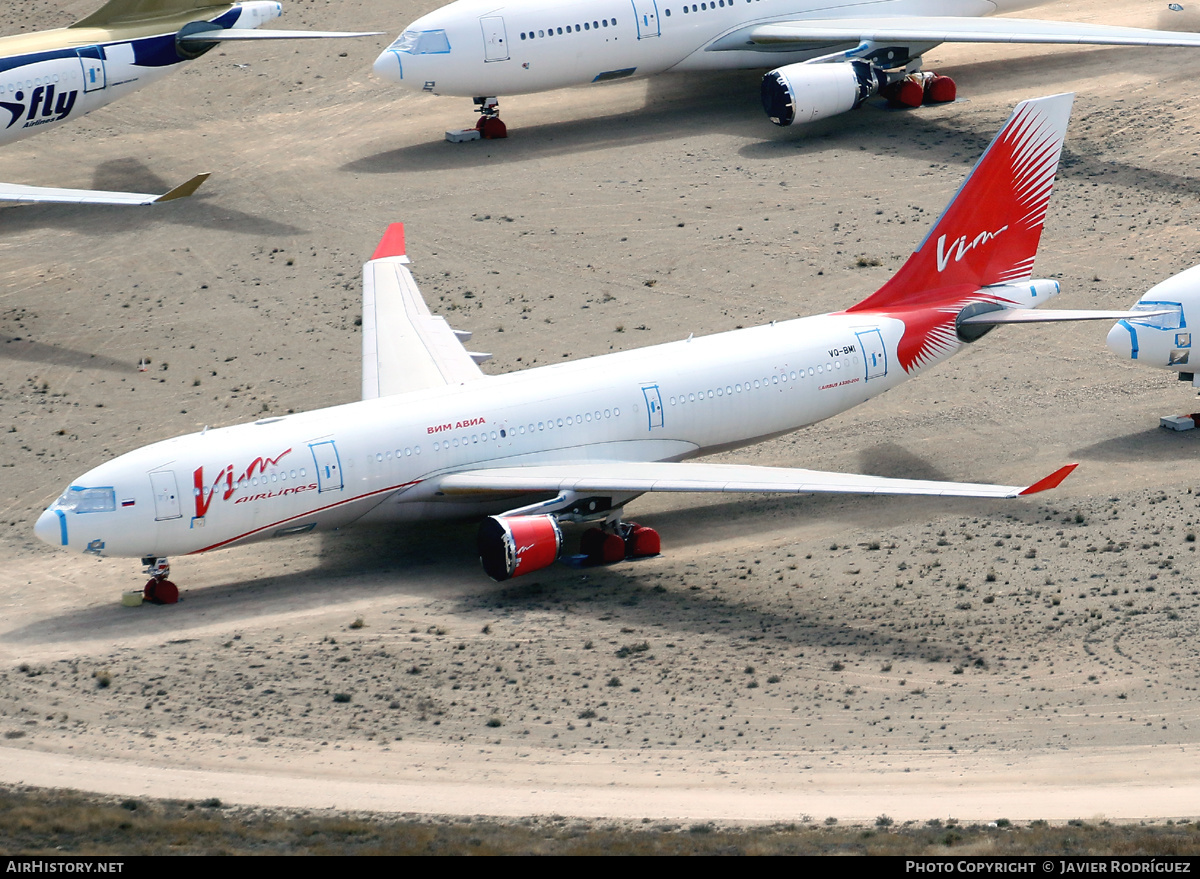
[474,97,507,138]
[447,97,508,142]
[141,556,179,605]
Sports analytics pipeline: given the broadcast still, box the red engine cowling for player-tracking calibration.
[761,60,881,127]
[478,514,563,581]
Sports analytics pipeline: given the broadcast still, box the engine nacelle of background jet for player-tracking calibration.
[477,514,563,581]
[761,61,881,127]
[1107,264,1200,382]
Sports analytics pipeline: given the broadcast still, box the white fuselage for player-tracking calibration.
[374,0,1051,97]
[35,273,1059,561]
[0,2,281,148]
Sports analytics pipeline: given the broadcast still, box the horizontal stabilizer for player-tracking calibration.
[722,16,1200,51]
[0,173,208,206]
[437,461,1076,500]
[177,28,382,42]
[959,307,1174,325]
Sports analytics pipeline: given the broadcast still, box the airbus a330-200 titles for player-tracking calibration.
[36,93,1155,602]
[373,0,1200,139]
[0,0,375,204]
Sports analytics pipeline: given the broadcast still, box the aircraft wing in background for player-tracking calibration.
[0,174,209,206]
[709,16,1200,51]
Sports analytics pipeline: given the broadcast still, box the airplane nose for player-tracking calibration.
[1107,321,1135,359]
[34,508,64,548]
[373,49,403,83]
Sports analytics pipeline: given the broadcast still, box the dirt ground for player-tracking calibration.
[2,0,1200,824]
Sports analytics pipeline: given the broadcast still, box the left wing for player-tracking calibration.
[437,461,1077,499]
[0,173,208,206]
[708,16,1200,52]
[361,224,490,400]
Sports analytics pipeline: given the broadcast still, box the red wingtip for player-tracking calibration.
[371,223,406,260]
[1018,463,1078,496]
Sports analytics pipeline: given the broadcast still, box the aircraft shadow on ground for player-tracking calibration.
[738,105,1200,203]
[1072,424,1200,463]
[344,70,782,174]
[0,337,131,372]
[348,51,1200,204]
[0,158,305,237]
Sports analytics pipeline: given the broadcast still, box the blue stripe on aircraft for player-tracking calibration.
[54,509,67,546]
[1118,319,1139,360]
[0,8,244,75]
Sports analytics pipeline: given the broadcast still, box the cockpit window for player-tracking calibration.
[392,29,451,54]
[1130,301,1185,331]
[54,487,116,513]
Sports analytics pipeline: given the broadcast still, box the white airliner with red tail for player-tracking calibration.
[373,0,1200,137]
[38,93,1145,598]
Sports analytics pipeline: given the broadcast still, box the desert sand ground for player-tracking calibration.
[2,0,1200,825]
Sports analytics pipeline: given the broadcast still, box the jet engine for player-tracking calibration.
[761,60,882,127]
[477,514,563,581]
[1107,264,1200,382]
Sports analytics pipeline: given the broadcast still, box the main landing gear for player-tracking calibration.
[881,71,957,109]
[579,521,661,567]
[141,556,179,605]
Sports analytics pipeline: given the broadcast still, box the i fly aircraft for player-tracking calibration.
[373,0,1200,138]
[1107,265,1200,389]
[36,93,1153,600]
[0,0,375,205]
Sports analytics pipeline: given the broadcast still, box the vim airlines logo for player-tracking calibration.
[936,225,1009,272]
[192,448,292,519]
[1,85,78,129]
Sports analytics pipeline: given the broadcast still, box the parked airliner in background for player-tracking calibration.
[37,94,1153,600]
[1107,265,1200,389]
[0,0,375,204]
[374,0,1200,138]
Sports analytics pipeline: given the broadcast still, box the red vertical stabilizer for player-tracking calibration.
[849,93,1073,313]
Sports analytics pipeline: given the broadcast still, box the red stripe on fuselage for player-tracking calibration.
[187,479,422,554]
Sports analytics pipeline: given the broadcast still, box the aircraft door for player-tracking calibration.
[76,47,106,93]
[481,16,509,61]
[309,440,343,492]
[641,384,664,430]
[856,328,888,380]
[149,470,182,521]
[631,0,661,38]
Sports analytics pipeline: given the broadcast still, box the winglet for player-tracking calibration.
[153,173,210,203]
[1017,463,1078,496]
[372,224,407,260]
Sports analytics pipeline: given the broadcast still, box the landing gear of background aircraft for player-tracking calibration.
[141,556,179,605]
[473,96,507,138]
[882,71,957,108]
[580,521,660,566]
